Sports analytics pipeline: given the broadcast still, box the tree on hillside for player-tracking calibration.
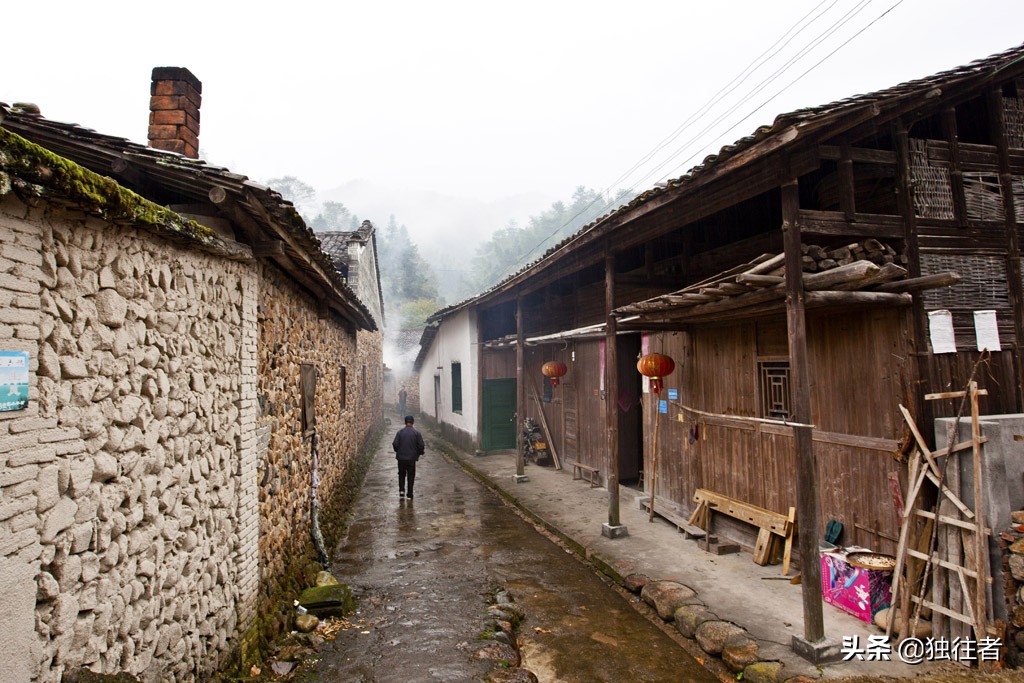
[265,175,317,218]
[378,215,443,328]
[310,201,352,232]
[468,186,633,291]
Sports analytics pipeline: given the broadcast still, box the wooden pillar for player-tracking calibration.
[515,295,526,479]
[988,89,1024,410]
[940,108,969,228]
[781,179,826,645]
[894,120,936,429]
[605,252,623,531]
[838,143,856,221]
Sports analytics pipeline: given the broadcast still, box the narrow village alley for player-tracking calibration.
[310,414,718,683]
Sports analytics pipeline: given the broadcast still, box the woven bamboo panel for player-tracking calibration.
[963,171,1005,221]
[1015,177,1024,223]
[909,138,954,219]
[1004,97,1024,148]
[919,253,1010,310]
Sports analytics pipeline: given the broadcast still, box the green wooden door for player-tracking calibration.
[482,378,516,450]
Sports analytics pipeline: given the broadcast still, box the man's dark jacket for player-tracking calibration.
[393,425,425,461]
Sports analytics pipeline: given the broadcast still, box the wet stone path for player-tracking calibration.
[314,421,717,682]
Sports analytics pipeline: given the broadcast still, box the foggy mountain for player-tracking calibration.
[319,178,554,301]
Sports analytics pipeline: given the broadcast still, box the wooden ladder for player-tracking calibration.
[888,382,997,644]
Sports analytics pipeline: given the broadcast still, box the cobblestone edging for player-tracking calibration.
[999,510,1024,668]
[624,575,789,682]
[476,588,538,683]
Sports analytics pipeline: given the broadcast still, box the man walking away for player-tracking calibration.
[392,415,424,499]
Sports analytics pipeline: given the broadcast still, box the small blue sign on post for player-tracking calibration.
[667,388,679,400]
[0,351,30,412]
[659,399,668,414]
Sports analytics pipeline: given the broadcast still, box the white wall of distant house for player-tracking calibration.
[418,309,478,438]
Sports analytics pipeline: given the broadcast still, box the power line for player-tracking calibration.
[488,0,901,285]
[657,0,907,182]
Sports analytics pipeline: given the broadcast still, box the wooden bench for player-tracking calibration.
[570,461,601,487]
[688,488,796,574]
[637,495,706,539]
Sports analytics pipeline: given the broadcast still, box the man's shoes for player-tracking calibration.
[399,491,405,498]
[406,493,414,500]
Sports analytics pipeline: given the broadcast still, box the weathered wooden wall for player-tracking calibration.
[647,308,913,553]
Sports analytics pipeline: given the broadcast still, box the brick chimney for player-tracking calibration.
[148,67,201,158]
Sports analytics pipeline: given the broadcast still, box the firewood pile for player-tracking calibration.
[799,239,905,273]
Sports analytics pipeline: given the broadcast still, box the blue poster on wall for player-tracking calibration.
[659,399,668,414]
[667,388,679,400]
[0,351,30,412]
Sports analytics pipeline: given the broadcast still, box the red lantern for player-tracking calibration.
[636,353,675,395]
[542,360,568,388]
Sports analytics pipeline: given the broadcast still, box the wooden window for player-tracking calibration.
[300,363,317,433]
[757,359,791,420]
[451,361,463,413]
[340,366,347,410]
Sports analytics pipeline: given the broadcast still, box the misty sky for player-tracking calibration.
[6,0,1024,236]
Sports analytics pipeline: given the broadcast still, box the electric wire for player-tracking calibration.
[486,0,901,286]
[629,0,878,195]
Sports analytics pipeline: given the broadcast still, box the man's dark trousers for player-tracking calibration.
[398,459,415,498]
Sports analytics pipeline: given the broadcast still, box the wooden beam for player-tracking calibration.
[839,143,856,221]
[875,271,960,292]
[252,240,285,257]
[941,108,969,227]
[802,260,879,290]
[819,145,897,165]
[805,291,912,307]
[615,273,689,288]
[798,212,905,239]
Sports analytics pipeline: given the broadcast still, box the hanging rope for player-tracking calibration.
[671,402,816,429]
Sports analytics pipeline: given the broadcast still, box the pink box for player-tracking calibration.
[820,547,893,622]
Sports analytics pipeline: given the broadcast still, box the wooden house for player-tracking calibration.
[418,43,1024,642]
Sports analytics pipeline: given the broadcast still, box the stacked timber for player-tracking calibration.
[799,239,904,273]
[617,240,959,323]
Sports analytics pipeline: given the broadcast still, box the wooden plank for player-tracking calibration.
[753,528,773,565]
[782,507,796,576]
[639,496,707,538]
[969,381,989,638]
[693,489,792,536]
[528,377,561,470]
[905,548,988,581]
[910,595,975,626]
[925,389,989,400]
[913,509,990,534]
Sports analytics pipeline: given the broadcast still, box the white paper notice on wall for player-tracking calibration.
[973,309,1001,352]
[928,309,957,354]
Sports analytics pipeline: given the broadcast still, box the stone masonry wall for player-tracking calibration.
[255,264,382,644]
[0,194,259,682]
